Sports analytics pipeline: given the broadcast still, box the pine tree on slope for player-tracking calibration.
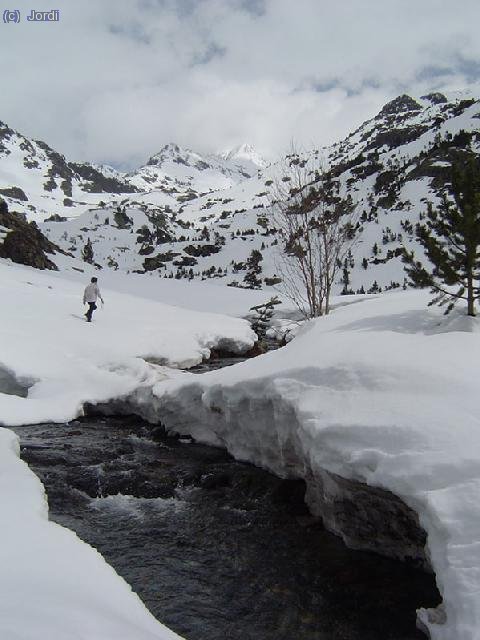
[403,155,480,316]
[243,249,263,289]
[82,238,94,264]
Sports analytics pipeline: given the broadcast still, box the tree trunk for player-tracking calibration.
[467,271,475,317]
[325,284,331,315]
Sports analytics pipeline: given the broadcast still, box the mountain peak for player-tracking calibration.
[379,94,422,117]
[218,143,267,168]
[420,92,448,105]
[145,143,194,167]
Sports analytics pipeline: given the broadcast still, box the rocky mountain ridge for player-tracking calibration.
[0,125,264,222]
[1,91,479,296]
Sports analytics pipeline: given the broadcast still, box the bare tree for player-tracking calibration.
[271,149,356,318]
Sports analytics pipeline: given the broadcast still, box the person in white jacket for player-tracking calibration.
[83,277,104,322]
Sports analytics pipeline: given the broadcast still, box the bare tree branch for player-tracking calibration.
[269,146,357,318]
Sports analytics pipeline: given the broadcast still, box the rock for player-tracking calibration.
[369,125,429,153]
[184,243,221,258]
[0,186,28,201]
[173,255,198,267]
[143,251,180,271]
[379,94,422,116]
[44,213,67,222]
[71,162,138,194]
[305,469,430,569]
[0,202,62,270]
[0,364,32,397]
[421,92,448,105]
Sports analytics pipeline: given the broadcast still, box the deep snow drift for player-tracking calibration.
[121,290,480,640]
[0,259,257,426]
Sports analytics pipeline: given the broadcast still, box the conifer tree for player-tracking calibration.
[243,249,263,289]
[249,296,281,339]
[341,257,353,295]
[403,155,480,316]
[82,238,94,264]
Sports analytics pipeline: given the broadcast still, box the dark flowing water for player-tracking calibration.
[12,415,440,640]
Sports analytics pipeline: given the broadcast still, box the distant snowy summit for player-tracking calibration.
[0,126,268,221]
[144,142,207,169]
[128,142,259,193]
[218,143,268,169]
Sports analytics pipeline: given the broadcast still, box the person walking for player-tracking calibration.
[83,277,104,322]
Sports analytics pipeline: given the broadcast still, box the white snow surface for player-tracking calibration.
[0,260,256,426]
[133,290,480,640]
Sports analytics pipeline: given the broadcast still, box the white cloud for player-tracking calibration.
[1,0,479,167]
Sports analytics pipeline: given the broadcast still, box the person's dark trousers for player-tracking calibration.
[85,302,97,322]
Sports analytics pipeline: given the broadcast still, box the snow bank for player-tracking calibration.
[0,428,184,640]
[50,252,275,317]
[133,290,480,640]
[0,260,256,426]
[0,258,260,639]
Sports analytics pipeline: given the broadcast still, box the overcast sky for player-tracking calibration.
[1,0,479,168]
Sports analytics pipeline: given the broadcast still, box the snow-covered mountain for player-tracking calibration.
[2,91,480,296]
[218,142,268,173]
[127,142,257,194]
[0,129,262,223]
[0,120,138,222]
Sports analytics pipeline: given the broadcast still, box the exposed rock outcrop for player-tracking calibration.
[0,200,61,270]
[305,469,429,568]
[379,94,422,116]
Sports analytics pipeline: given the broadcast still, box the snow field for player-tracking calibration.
[0,260,257,426]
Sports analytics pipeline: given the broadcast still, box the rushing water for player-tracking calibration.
[12,414,440,640]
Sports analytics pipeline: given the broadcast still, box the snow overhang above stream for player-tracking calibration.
[118,289,480,640]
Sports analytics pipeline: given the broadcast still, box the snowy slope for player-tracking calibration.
[0,260,256,426]
[125,289,480,640]
[0,121,138,222]
[218,142,268,174]
[31,91,480,297]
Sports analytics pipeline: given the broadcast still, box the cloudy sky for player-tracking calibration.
[1,0,479,168]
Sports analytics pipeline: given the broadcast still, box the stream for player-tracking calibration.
[12,409,441,640]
